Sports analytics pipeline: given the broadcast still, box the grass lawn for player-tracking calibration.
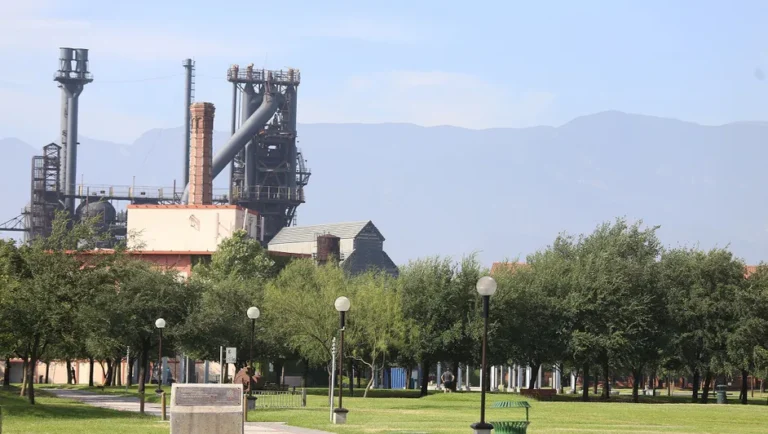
[0,386,166,434]
[248,392,768,434]
[42,384,167,404]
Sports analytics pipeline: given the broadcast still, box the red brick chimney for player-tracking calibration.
[189,102,215,205]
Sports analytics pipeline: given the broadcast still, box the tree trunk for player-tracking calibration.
[632,369,641,403]
[138,343,149,394]
[761,378,765,394]
[348,359,354,396]
[405,364,412,390]
[116,360,122,387]
[593,372,599,395]
[420,360,429,397]
[105,358,113,386]
[364,374,374,398]
[127,357,134,387]
[3,358,11,387]
[651,370,656,395]
[691,369,700,403]
[601,357,610,400]
[19,356,28,397]
[28,336,40,404]
[88,357,95,387]
[44,361,50,384]
[740,370,748,405]
[66,359,72,385]
[701,371,712,404]
[273,360,284,386]
[528,363,540,389]
[581,363,590,402]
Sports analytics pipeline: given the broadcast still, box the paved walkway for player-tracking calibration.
[43,389,331,434]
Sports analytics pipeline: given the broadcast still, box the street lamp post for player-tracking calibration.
[155,318,166,394]
[333,296,350,425]
[471,276,497,434]
[246,306,260,398]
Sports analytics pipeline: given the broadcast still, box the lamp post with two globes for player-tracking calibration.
[333,296,350,424]
[471,276,497,434]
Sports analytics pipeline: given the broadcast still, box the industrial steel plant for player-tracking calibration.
[0,48,311,246]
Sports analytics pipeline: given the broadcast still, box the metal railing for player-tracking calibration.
[227,68,300,85]
[233,185,305,202]
[74,184,229,202]
[252,388,306,409]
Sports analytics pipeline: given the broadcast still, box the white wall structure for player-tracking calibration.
[127,204,261,252]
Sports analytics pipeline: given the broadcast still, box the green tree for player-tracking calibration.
[661,247,743,403]
[264,260,347,375]
[179,231,287,381]
[194,230,275,282]
[567,218,662,401]
[728,264,768,404]
[95,257,198,395]
[399,257,454,396]
[0,212,101,403]
[493,245,571,390]
[346,271,405,396]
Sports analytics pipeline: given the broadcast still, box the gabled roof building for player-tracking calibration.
[268,220,399,277]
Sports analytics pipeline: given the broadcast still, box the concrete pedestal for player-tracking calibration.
[333,408,348,424]
[471,422,493,434]
[171,384,243,434]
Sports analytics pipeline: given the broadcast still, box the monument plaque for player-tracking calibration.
[171,384,243,434]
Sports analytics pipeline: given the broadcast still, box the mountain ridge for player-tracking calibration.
[3,110,768,266]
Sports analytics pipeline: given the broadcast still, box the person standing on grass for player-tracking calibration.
[441,370,455,393]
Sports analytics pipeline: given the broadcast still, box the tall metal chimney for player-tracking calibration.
[182,59,195,186]
[188,102,215,205]
[54,47,93,215]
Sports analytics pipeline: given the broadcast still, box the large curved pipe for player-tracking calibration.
[182,91,281,203]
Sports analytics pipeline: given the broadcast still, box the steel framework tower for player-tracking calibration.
[226,65,310,243]
[28,144,62,240]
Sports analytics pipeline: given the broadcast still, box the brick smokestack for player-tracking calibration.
[316,234,341,265]
[189,102,215,205]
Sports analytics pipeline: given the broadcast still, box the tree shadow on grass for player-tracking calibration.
[0,387,152,421]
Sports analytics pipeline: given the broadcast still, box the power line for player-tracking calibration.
[98,73,183,84]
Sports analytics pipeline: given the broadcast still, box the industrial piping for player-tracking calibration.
[181,90,281,203]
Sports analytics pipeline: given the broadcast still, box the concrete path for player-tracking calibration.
[42,389,331,434]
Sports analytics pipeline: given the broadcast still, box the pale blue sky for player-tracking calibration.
[1,0,767,144]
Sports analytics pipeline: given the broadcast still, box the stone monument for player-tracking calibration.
[171,383,243,434]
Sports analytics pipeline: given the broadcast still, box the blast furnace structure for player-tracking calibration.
[0,50,311,246]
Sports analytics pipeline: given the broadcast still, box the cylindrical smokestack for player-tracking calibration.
[59,87,68,191]
[182,59,193,186]
[75,49,89,74]
[189,102,216,205]
[64,94,79,213]
[59,48,73,74]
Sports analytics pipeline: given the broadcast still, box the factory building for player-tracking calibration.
[268,221,399,277]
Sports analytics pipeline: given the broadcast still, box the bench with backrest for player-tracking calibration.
[519,388,556,401]
[489,401,531,434]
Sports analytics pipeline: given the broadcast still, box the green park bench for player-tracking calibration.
[489,401,531,434]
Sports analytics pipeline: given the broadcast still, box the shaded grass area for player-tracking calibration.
[248,392,768,434]
[0,386,166,434]
[41,384,167,404]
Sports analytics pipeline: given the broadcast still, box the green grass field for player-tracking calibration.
[6,385,768,433]
[248,392,768,434]
[0,387,166,434]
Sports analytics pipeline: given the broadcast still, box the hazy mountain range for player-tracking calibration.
[2,111,768,266]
